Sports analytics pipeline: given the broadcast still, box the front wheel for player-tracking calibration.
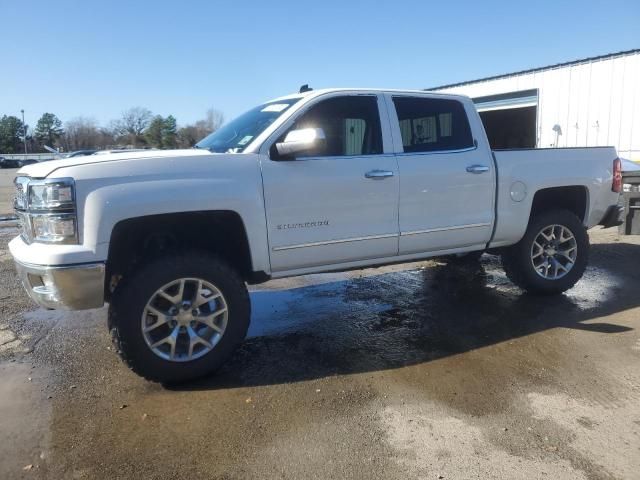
[501,209,589,295]
[108,252,250,383]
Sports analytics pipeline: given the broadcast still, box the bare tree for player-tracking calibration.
[177,108,224,148]
[202,108,224,133]
[62,117,116,151]
[176,125,201,148]
[113,107,153,146]
[64,117,96,150]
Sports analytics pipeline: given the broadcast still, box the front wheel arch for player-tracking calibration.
[104,210,254,302]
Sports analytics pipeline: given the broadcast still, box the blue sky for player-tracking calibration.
[1,0,638,129]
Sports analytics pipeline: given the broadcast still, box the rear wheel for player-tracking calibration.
[501,209,589,294]
[109,252,250,383]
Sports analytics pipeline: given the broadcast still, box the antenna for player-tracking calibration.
[299,84,313,93]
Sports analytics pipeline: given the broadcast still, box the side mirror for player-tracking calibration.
[275,128,326,157]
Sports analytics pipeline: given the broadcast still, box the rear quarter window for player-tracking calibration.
[392,97,474,153]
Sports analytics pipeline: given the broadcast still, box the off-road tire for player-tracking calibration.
[501,209,589,295]
[108,252,250,383]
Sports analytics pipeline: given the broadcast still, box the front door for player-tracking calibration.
[260,94,399,273]
[387,94,495,255]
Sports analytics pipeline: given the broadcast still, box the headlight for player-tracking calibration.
[31,214,77,244]
[14,177,78,245]
[28,179,75,210]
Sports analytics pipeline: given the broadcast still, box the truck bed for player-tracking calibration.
[490,146,619,248]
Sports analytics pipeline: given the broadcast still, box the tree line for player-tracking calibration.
[0,107,224,154]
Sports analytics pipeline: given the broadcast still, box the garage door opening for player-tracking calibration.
[471,89,538,150]
[479,106,537,149]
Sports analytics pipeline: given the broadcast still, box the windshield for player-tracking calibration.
[195,98,301,153]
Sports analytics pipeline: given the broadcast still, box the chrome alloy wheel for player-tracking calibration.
[530,224,578,280]
[141,278,228,362]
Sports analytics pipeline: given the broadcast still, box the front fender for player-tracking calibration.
[55,153,271,273]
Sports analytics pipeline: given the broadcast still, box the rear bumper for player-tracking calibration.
[599,204,624,228]
[14,260,105,310]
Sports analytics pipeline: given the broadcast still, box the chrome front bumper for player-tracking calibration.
[14,260,105,310]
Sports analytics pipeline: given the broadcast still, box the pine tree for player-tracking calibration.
[162,115,178,149]
[0,115,26,153]
[34,113,64,150]
[145,116,165,148]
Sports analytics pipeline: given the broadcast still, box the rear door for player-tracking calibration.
[260,93,399,272]
[386,94,495,254]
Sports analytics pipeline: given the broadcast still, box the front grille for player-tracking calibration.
[14,176,29,210]
[16,211,33,244]
[14,177,31,243]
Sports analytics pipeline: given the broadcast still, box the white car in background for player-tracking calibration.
[621,158,640,171]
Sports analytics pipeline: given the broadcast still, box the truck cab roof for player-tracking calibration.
[271,87,469,103]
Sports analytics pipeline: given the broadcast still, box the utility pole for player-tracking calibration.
[20,109,27,154]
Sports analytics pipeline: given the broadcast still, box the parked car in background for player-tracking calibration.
[0,157,22,168]
[10,87,623,383]
[621,158,640,171]
[0,157,38,168]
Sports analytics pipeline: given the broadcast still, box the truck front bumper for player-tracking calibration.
[14,260,105,310]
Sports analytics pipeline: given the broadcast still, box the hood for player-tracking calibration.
[17,149,213,178]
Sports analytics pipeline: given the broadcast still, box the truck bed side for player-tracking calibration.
[490,147,619,248]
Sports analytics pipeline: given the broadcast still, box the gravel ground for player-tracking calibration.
[0,227,639,479]
[0,168,19,215]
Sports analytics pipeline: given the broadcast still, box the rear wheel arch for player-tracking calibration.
[528,186,589,225]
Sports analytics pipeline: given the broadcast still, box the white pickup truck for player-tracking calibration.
[10,88,623,383]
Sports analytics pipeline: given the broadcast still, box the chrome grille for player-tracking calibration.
[16,211,33,244]
[14,177,31,243]
[14,176,29,210]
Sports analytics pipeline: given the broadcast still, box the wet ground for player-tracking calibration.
[0,227,639,479]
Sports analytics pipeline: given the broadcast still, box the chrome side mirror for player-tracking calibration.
[275,128,326,157]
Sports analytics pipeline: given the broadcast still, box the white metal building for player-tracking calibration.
[430,49,640,161]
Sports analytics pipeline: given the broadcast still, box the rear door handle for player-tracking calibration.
[365,170,394,179]
[466,164,490,174]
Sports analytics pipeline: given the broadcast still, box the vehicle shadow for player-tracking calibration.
[170,241,637,391]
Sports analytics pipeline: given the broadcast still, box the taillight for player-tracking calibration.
[612,157,622,193]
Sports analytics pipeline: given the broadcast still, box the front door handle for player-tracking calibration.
[365,170,394,179]
[466,164,490,174]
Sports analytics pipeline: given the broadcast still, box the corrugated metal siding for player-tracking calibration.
[433,51,640,161]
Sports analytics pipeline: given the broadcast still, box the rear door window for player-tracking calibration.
[392,97,473,153]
